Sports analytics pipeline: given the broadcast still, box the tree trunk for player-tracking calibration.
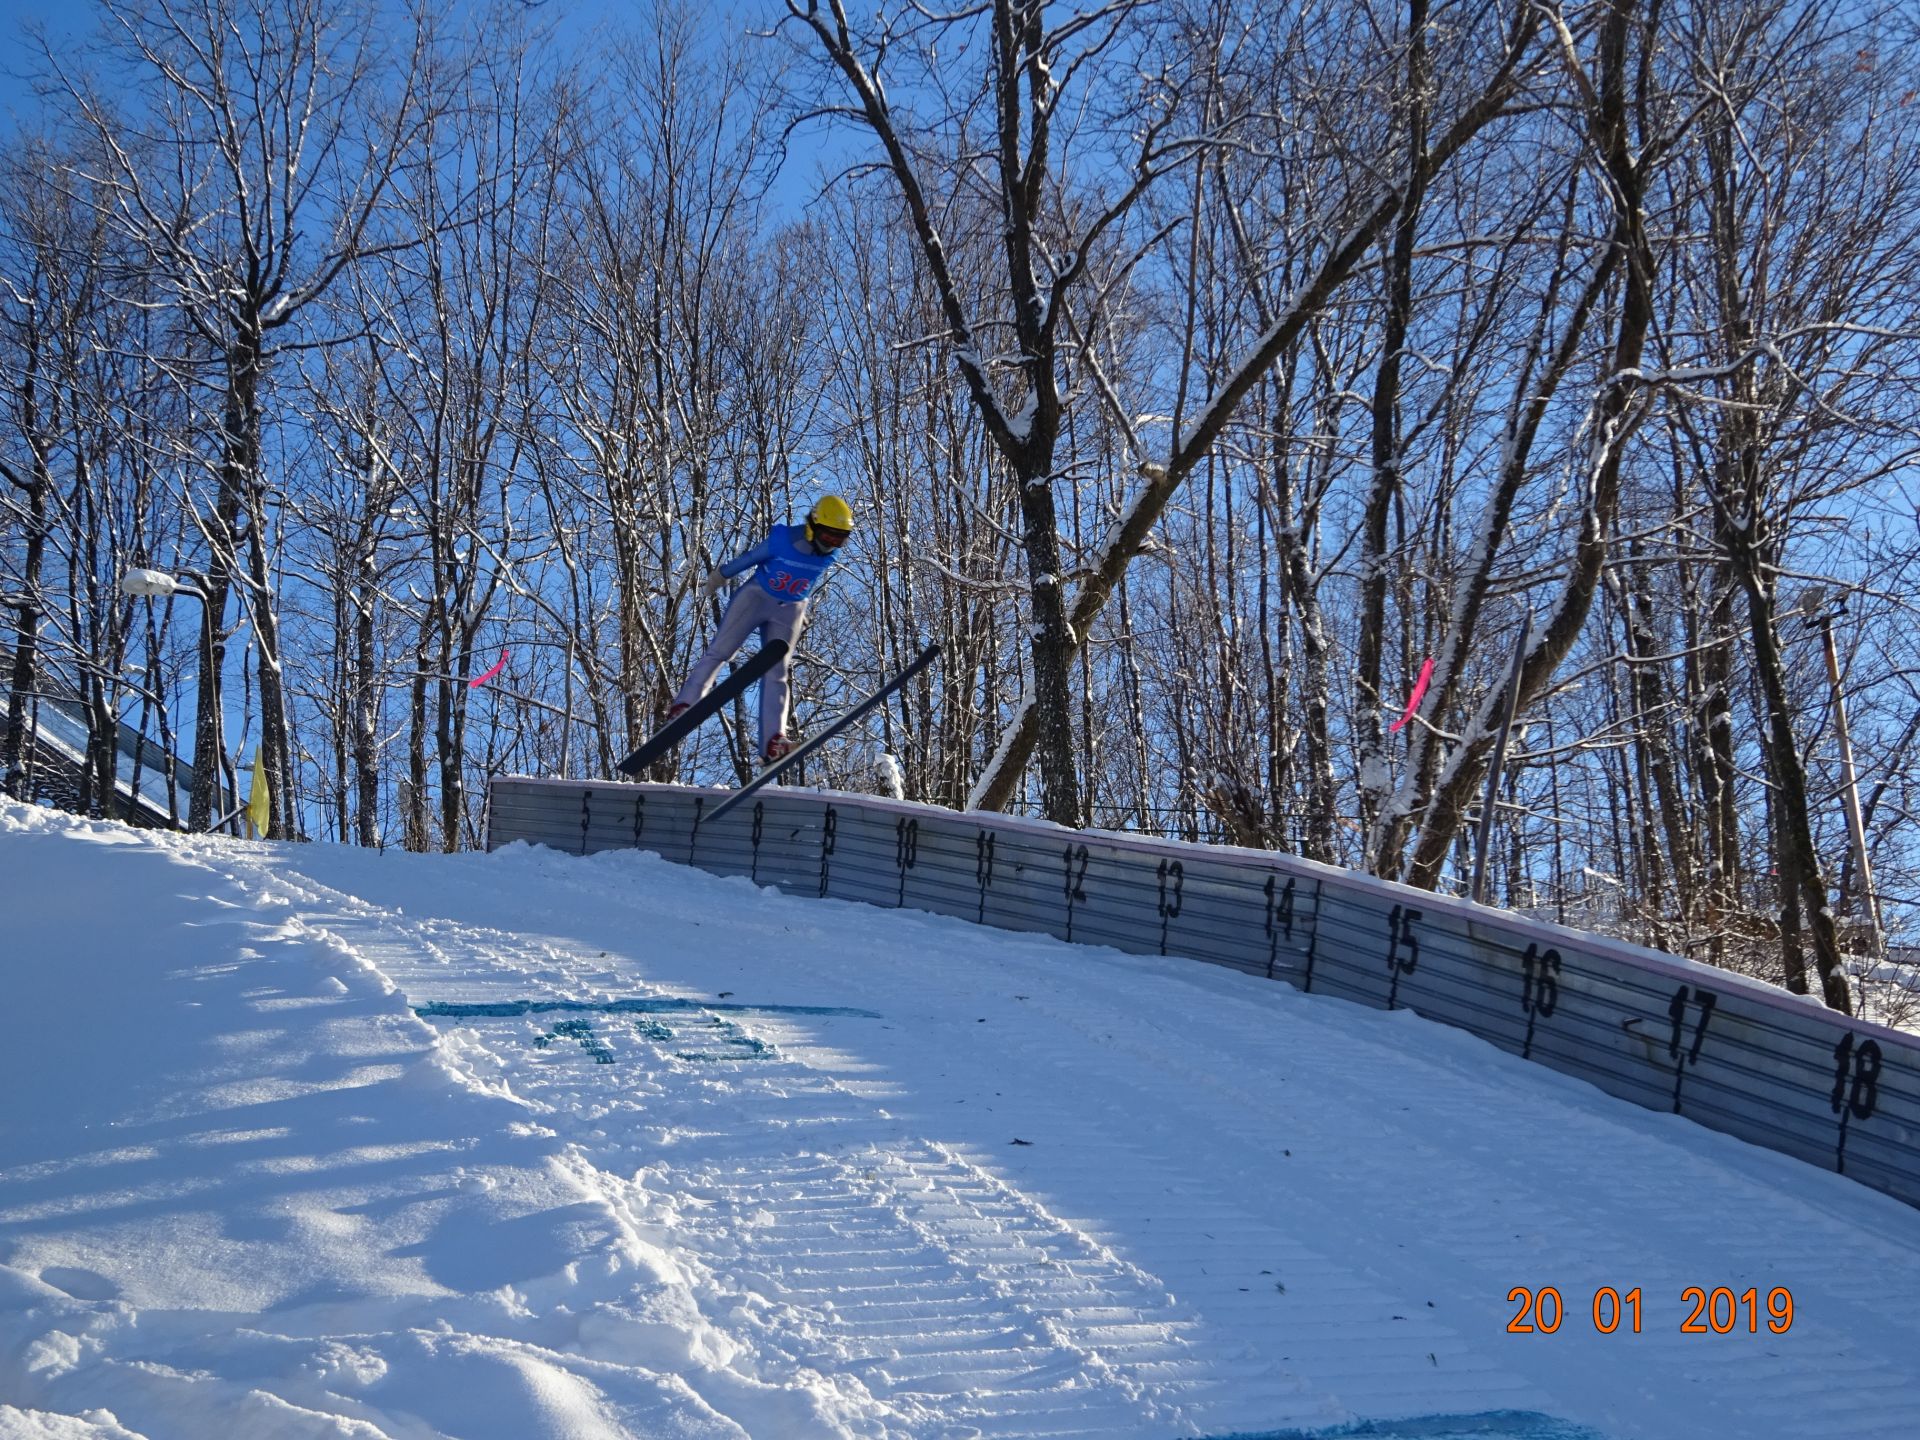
[1693,93,1850,1011]
[1012,456,1080,823]
[1767,735,1811,997]
[1687,558,1741,955]
[224,314,294,839]
[192,326,267,833]
[406,612,432,851]
[353,562,380,847]
[245,481,294,838]
[1,460,48,800]
[190,547,239,832]
[1357,0,1432,838]
[1619,549,1695,930]
[1722,506,1851,1012]
[1401,0,1655,889]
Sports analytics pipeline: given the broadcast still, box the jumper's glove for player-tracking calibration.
[696,567,727,601]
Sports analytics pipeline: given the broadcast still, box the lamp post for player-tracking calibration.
[120,567,229,830]
[1808,602,1883,959]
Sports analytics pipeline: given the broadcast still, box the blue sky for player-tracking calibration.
[0,0,847,217]
[0,0,80,128]
[0,2,626,126]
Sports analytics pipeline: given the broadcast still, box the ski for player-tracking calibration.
[616,639,790,777]
[706,643,940,823]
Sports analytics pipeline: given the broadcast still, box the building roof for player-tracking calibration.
[3,642,211,826]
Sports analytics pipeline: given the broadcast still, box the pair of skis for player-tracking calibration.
[615,641,940,822]
[616,639,789,777]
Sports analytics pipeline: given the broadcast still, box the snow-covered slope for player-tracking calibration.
[3,799,1918,1440]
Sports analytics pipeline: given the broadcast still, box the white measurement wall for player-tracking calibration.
[486,774,1920,1211]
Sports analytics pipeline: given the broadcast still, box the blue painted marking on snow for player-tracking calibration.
[415,999,832,1067]
[1195,1414,1607,1440]
[532,1018,614,1063]
[674,1051,772,1062]
[414,998,880,1020]
[672,1015,773,1062]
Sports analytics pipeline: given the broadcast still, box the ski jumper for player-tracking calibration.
[671,525,838,750]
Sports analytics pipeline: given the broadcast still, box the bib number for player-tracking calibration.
[768,569,813,597]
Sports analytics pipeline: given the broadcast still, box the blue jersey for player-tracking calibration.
[720,523,838,603]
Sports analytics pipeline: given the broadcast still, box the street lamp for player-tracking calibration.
[119,567,226,828]
[120,567,205,601]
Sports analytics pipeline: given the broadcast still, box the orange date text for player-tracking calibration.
[1505,1286,1794,1335]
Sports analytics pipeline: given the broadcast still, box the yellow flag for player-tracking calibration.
[246,747,271,839]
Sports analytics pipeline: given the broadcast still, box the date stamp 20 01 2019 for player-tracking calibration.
[1507,1286,1795,1336]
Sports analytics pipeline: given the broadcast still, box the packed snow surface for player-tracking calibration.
[4,798,1920,1439]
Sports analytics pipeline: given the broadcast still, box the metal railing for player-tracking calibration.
[486,775,1920,1211]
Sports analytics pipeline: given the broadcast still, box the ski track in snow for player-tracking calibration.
[5,802,1920,1439]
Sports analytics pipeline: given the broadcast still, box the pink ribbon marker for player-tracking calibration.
[469,648,509,689]
[1390,657,1434,733]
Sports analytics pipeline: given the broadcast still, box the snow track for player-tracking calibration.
[6,805,1920,1439]
[256,861,1344,1435]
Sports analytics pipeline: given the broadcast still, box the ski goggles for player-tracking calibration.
[812,524,850,548]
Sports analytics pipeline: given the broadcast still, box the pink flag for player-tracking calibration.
[469,648,509,689]
[1390,657,1434,733]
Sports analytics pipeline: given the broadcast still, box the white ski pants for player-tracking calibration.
[671,585,806,750]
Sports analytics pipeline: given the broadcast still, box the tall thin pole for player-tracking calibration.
[1816,611,1883,953]
[1473,610,1531,904]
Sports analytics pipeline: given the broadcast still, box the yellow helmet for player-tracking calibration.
[806,494,855,546]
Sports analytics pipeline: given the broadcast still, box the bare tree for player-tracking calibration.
[0,133,160,820]
[295,332,414,845]
[539,9,788,785]
[934,0,1541,821]
[1379,0,1666,895]
[0,143,76,802]
[782,0,1218,824]
[1656,0,1920,1010]
[51,0,434,834]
